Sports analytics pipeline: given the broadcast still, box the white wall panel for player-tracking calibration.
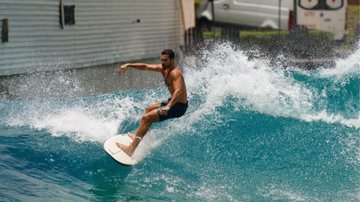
[0,0,185,75]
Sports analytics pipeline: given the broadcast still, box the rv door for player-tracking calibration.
[297,0,346,39]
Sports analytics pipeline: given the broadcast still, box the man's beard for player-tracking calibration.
[162,64,170,69]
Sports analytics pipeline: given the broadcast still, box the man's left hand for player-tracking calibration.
[159,106,170,115]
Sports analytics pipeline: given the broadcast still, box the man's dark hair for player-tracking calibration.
[161,49,175,59]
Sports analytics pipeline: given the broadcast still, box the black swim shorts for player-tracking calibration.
[158,98,188,122]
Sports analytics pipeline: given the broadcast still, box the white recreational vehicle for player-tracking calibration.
[197,0,347,40]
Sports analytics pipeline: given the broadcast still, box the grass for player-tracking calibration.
[240,30,289,38]
[342,5,360,48]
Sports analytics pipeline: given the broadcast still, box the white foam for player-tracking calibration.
[300,111,360,129]
[6,96,140,142]
[319,46,360,79]
[260,184,309,201]
[31,108,118,142]
[191,185,236,201]
[186,44,312,119]
[183,43,359,128]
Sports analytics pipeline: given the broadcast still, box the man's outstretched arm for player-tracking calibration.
[117,63,162,74]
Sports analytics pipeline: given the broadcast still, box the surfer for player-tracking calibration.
[115,49,188,156]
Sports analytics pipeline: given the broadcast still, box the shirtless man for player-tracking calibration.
[116,49,188,156]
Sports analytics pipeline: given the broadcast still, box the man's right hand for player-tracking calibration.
[117,64,129,75]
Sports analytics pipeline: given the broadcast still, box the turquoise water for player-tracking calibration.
[0,44,359,201]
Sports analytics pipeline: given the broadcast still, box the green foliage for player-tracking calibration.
[341,5,360,49]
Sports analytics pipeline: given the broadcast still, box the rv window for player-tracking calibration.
[299,0,318,10]
[325,0,343,10]
[299,0,344,10]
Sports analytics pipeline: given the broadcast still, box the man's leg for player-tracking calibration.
[128,102,161,140]
[145,102,161,113]
[116,109,160,156]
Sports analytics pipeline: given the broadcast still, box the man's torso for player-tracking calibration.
[162,67,187,104]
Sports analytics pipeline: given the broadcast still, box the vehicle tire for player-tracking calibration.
[196,18,211,32]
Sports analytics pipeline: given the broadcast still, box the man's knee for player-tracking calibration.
[145,106,152,113]
[141,114,153,124]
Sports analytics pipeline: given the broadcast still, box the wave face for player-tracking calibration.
[0,43,359,201]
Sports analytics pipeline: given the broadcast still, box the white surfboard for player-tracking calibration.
[103,134,137,166]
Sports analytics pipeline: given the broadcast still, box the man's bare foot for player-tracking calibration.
[116,142,135,156]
